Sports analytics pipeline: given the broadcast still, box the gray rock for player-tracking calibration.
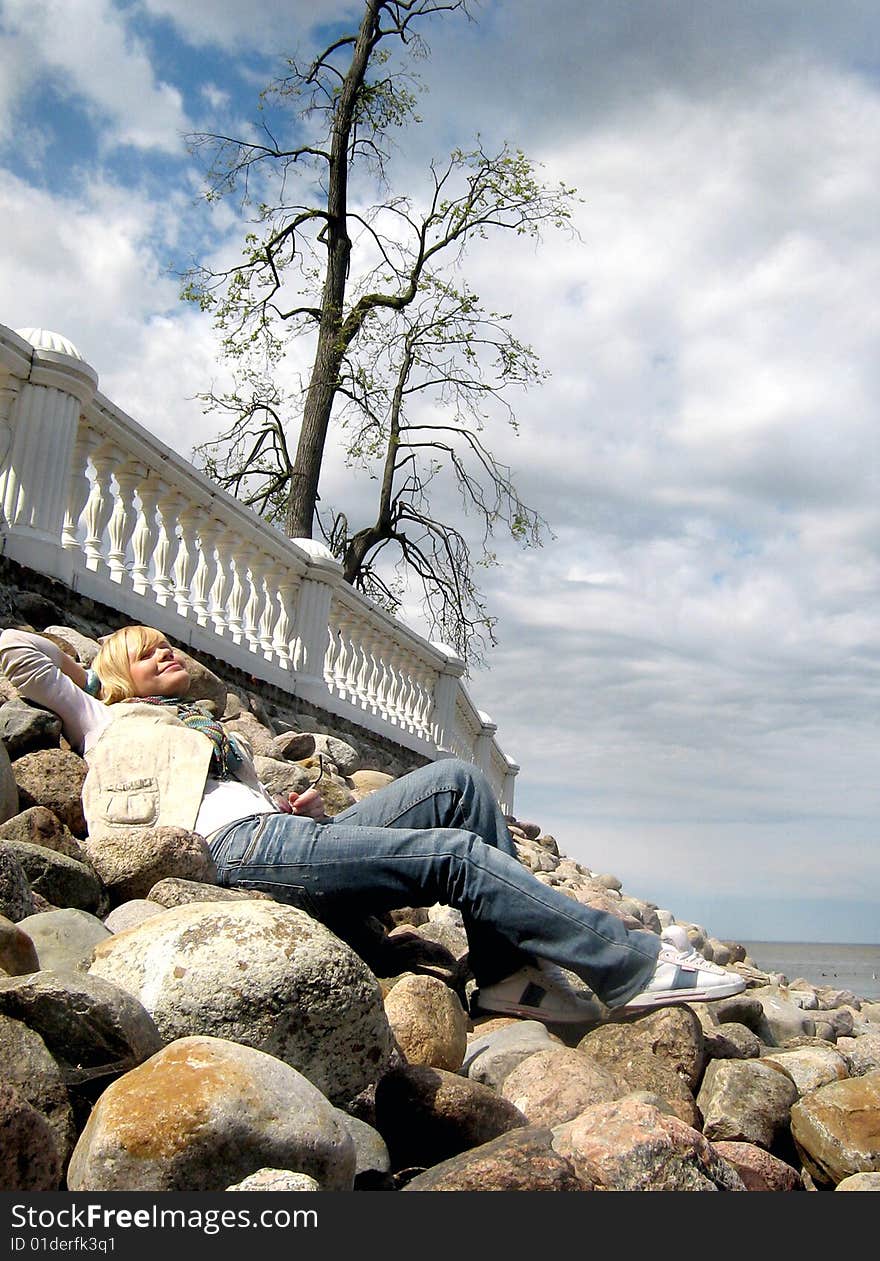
[0,969,162,1085]
[703,1021,763,1060]
[146,877,271,908]
[88,900,395,1105]
[311,734,361,776]
[762,1046,850,1095]
[267,732,316,762]
[464,1020,558,1091]
[2,842,103,914]
[335,1111,391,1180]
[227,1170,320,1191]
[103,900,168,934]
[251,756,312,799]
[835,1032,880,1077]
[836,1172,880,1190]
[11,748,87,836]
[67,1036,356,1192]
[83,826,217,903]
[18,908,112,973]
[697,1058,799,1150]
[0,844,35,922]
[0,1014,76,1163]
[42,626,101,666]
[0,739,18,825]
[0,1081,63,1190]
[0,699,62,759]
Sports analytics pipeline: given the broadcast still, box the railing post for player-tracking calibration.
[290,540,344,688]
[0,329,97,579]
[429,642,466,754]
[474,710,499,776]
[502,757,520,817]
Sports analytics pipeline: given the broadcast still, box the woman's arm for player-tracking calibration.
[0,628,109,754]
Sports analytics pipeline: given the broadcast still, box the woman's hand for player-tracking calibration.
[288,786,327,821]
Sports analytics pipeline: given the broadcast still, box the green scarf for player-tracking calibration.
[131,696,244,780]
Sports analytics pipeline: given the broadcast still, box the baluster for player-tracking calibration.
[209,526,235,636]
[105,463,142,586]
[225,553,247,645]
[173,506,201,619]
[152,487,182,606]
[130,479,161,597]
[258,565,283,661]
[82,444,122,574]
[323,615,342,690]
[61,426,99,555]
[191,520,221,629]
[333,610,355,699]
[364,634,383,715]
[241,548,264,652]
[272,574,299,670]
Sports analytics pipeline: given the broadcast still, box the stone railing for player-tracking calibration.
[0,324,518,809]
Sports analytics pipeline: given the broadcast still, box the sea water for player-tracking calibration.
[741,941,880,1003]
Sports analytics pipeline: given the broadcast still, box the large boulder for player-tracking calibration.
[88,900,396,1105]
[579,1005,706,1091]
[0,1014,76,1164]
[17,909,112,973]
[83,826,217,903]
[790,1070,880,1186]
[697,1059,799,1150]
[11,749,87,837]
[464,1020,560,1092]
[500,1047,623,1129]
[67,1036,356,1192]
[0,970,162,1085]
[1,841,103,913]
[552,1098,746,1192]
[0,806,87,862]
[0,699,62,759]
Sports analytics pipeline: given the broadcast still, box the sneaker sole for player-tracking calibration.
[623,976,747,1009]
[471,995,604,1024]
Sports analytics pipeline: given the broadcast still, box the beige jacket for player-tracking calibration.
[81,703,262,843]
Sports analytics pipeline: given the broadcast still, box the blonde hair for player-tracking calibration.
[92,625,167,705]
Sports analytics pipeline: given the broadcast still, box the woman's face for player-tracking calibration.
[128,637,191,699]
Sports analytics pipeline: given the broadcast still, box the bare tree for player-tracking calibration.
[183,0,577,661]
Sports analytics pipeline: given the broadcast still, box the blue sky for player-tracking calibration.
[2,1,880,943]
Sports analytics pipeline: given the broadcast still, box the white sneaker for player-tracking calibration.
[660,924,693,952]
[623,942,747,1009]
[472,961,605,1024]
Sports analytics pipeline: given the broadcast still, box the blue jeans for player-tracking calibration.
[208,759,660,1008]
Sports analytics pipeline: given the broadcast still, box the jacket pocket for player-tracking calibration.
[98,777,160,826]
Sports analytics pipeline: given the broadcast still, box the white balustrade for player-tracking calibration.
[0,323,518,807]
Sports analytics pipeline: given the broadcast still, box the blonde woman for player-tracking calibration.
[0,625,745,1022]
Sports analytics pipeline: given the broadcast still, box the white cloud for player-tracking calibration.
[138,0,362,52]
[1,0,189,152]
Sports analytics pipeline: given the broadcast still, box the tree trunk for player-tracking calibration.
[284,0,382,539]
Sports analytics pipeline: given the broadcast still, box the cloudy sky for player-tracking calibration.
[2,0,879,944]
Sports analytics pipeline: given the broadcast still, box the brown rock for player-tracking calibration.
[11,749,87,836]
[383,974,469,1071]
[580,1004,706,1091]
[402,1126,589,1191]
[790,1070,880,1186]
[221,713,277,756]
[552,1098,746,1191]
[83,826,217,903]
[147,878,273,908]
[0,806,86,861]
[500,1047,623,1128]
[698,1058,799,1150]
[0,913,39,974]
[712,1141,803,1191]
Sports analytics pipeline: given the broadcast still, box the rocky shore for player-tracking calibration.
[2,619,879,1193]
